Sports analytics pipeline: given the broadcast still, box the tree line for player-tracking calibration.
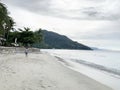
[0,2,43,47]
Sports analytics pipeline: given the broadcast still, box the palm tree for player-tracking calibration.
[18,27,30,32]
[0,2,8,36]
[4,16,15,40]
[0,2,15,45]
[18,27,35,47]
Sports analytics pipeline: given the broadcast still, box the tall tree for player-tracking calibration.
[0,2,7,36]
[8,28,43,47]
[0,2,15,45]
[34,28,43,43]
[18,27,36,47]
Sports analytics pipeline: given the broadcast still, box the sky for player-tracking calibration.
[1,0,120,49]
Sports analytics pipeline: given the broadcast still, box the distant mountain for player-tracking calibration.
[33,30,92,50]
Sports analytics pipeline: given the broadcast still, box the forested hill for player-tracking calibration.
[37,30,92,50]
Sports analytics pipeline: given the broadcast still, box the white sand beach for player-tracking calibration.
[0,51,112,90]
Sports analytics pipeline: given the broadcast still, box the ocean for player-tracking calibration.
[41,49,120,90]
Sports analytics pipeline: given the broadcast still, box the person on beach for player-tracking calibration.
[25,48,28,57]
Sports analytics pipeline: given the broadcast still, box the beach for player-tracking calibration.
[0,50,112,90]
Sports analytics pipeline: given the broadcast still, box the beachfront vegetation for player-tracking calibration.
[0,2,43,47]
[0,2,15,46]
[7,27,43,47]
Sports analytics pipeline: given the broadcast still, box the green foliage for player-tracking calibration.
[19,30,35,46]
[7,31,20,44]
[7,27,43,47]
[0,2,15,46]
[36,30,92,50]
[34,28,43,43]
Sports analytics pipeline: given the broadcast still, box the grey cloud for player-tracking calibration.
[81,7,120,20]
[82,7,100,17]
[71,20,120,40]
[73,31,120,40]
[4,0,52,11]
[3,0,120,20]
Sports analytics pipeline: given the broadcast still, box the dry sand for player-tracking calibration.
[0,52,112,90]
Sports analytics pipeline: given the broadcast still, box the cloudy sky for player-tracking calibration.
[1,0,120,49]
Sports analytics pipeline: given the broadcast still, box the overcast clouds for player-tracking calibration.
[3,0,120,20]
[1,0,120,43]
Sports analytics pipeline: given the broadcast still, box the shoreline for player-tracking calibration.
[0,51,112,90]
[54,55,119,90]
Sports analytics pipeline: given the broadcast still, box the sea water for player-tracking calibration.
[41,49,120,90]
